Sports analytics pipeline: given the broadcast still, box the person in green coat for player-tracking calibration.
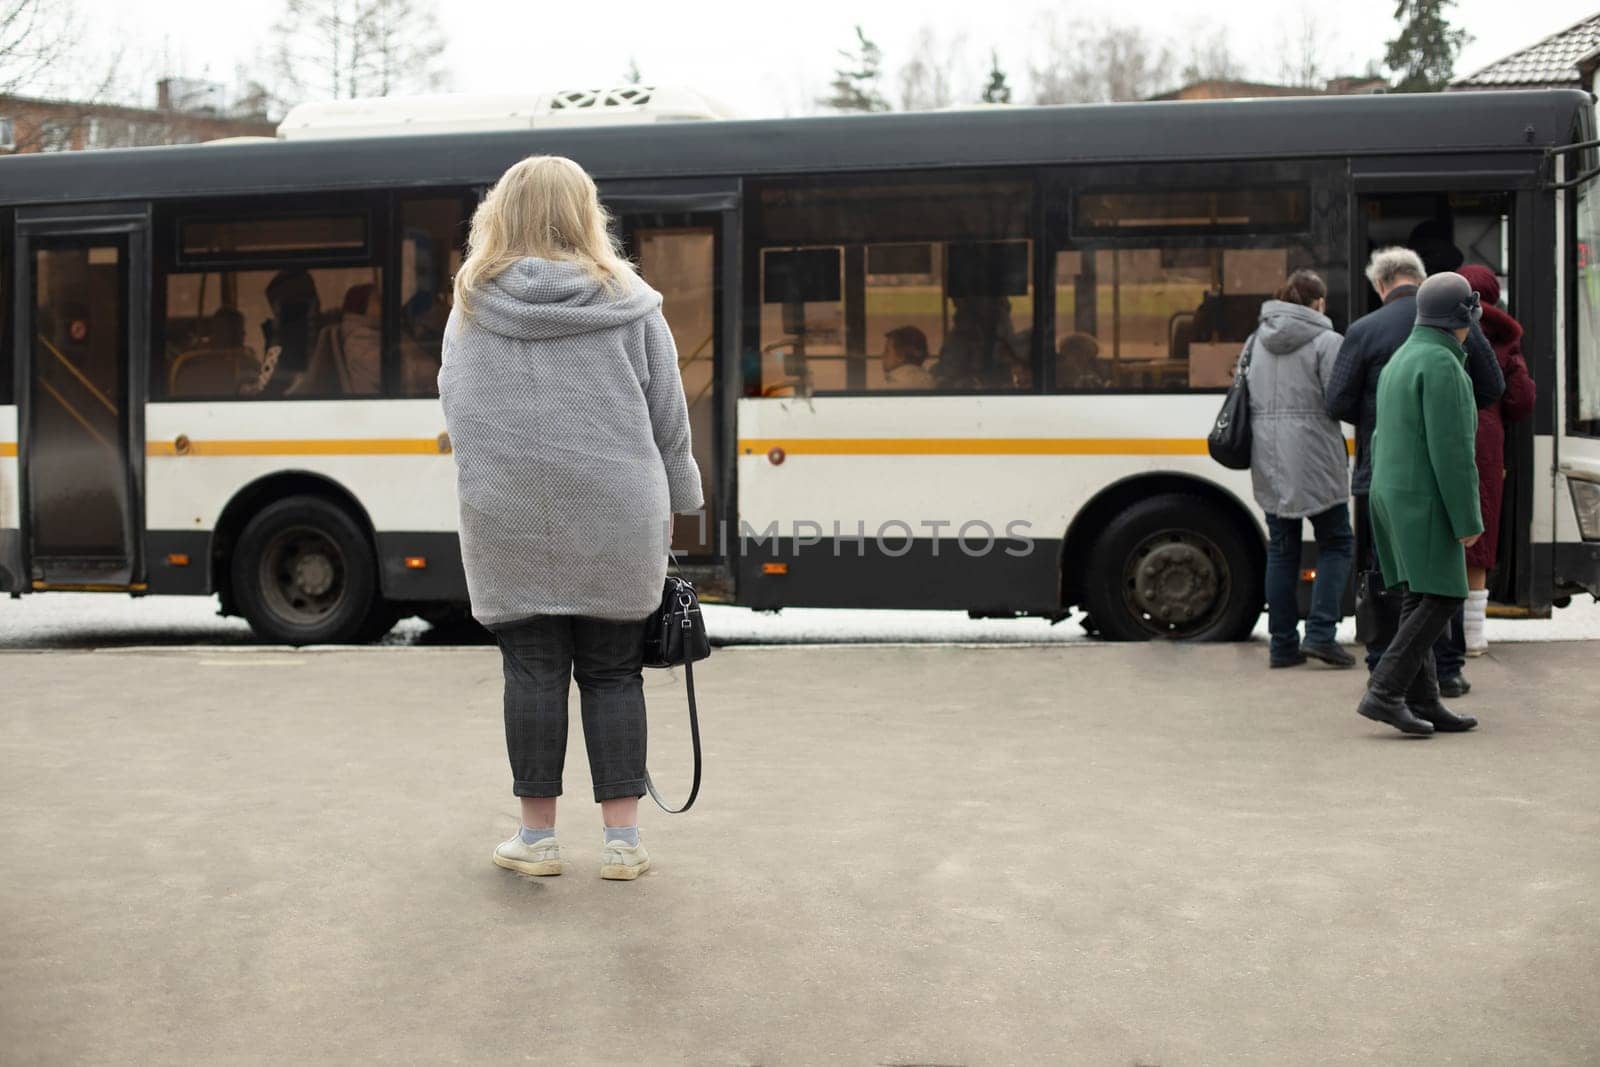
[1358,272,1485,737]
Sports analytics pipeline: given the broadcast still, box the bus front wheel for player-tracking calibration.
[231,496,384,645]
[1082,493,1262,642]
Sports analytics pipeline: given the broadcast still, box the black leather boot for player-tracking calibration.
[1405,654,1477,732]
[1412,703,1478,732]
[1357,686,1435,736]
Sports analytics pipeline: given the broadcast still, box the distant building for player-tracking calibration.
[1452,12,1600,91]
[0,78,275,155]
[1151,77,1387,102]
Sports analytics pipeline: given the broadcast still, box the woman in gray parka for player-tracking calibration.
[439,155,703,881]
[1245,269,1356,670]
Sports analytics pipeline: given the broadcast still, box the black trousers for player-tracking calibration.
[1367,590,1464,706]
[496,614,649,803]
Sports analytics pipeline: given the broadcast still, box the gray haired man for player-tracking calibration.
[1325,247,1504,681]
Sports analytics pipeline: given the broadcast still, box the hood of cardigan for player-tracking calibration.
[1256,299,1334,355]
[471,257,661,341]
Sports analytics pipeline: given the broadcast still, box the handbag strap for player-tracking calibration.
[644,656,701,814]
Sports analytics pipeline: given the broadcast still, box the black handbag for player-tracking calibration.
[640,571,709,813]
[1207,335,1256,470]
[1353,569,1400,647]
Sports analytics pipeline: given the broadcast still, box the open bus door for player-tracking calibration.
[14,206,149,593]
[1554,158,1600,602]
[602,179,740,602]
[1352,177,1540,612]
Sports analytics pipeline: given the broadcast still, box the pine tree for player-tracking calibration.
[623,57,642,85]
[981,49,1012,104]
[1384,0,1471,92]
[819,25,890,113]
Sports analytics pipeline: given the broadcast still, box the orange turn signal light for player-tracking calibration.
[404,556,429,570]
[762,562,788,575]
[166,553,190,567]
[1300,569,1317,582]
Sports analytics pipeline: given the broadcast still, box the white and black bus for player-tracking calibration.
[2,87,1597,642]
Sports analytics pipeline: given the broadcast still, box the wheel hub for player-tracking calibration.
[292,553,336,597]
[1131,541,1219,626]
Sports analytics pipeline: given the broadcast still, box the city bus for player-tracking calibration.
[2,87,1597,643]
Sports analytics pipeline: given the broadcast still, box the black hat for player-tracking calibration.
[1415,272,1482,331]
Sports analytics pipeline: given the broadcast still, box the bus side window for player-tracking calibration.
[163,266,384,399]
[396,197,470,398]
[750,174,1034,395]
[1059,185,1326,393]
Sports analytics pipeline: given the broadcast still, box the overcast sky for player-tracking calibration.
[78,0,1600,117]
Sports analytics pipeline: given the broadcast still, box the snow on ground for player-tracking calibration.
[1,591,1598,650]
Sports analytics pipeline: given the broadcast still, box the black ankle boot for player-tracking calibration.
[1358,688,1435,736]
[1409,702,1478,732]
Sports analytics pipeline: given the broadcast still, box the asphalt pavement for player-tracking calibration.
[1,641,1596,1064]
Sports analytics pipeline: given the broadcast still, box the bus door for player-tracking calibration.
[14,207,148,591]
[1557,162,1600,601]
[604,180,739,600]
[1352,177,1538,609]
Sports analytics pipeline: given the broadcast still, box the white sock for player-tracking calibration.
[1464,590,1489,651]
[604,826,640,848]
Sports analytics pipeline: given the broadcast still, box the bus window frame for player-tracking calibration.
[385,188,478,397]
[1569,159,1600,440]
[1043,159,1337,397]
[1,208,12,407]
[743,167,1046,399]
[152,192,389,404]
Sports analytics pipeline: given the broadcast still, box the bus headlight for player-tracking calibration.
[1571,478,1600,542]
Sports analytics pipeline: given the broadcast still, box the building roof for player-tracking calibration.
[1454,12,1600,89]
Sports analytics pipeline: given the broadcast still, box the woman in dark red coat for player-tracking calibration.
[1457,265,1536,654]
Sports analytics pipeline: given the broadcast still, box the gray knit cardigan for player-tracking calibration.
[438,257,704,627]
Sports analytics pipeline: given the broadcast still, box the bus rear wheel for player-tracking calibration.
[231,496,384,645]
[1082,493,1262,642]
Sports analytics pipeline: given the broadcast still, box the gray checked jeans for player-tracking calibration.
[495,614,649,803]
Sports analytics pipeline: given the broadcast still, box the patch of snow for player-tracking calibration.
[0,591,1595,650]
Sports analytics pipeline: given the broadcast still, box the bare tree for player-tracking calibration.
[1179,27,1245,86]
[0,0,76,96]
[271,0,449,105]
[1277,4,1330,89]
[896,26,973,111]
[1029,16,1174,104]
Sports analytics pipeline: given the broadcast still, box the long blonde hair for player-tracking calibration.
[453,155,636,314]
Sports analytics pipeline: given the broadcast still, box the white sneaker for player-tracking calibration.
[493,833,562,876]
[600,839,650,880]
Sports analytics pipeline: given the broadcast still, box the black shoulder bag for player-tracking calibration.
[1207,335,1256,470]
[640,569,710,813]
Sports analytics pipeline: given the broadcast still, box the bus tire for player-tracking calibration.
[231,495,383,645]
[1082,493,1262,642]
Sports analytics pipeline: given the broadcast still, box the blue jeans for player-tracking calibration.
[1266,505,1355,661]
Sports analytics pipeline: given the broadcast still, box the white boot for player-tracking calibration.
[1464,589,1489,657]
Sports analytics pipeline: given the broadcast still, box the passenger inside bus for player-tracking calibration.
[167,306,259,396]
[936,296,1023,389]
[290,282,382,396]
[880,325,935,389]
[1055,332,1107,390]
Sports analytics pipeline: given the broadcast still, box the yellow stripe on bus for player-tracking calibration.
[147,438,448,457]
[0,443,16,457]
[739,437,1213,456]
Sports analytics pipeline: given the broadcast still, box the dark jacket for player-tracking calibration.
[1324,284,1505,494]
[1370,326,1482,598]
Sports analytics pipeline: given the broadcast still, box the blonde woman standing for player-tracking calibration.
[439,156,703,880]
